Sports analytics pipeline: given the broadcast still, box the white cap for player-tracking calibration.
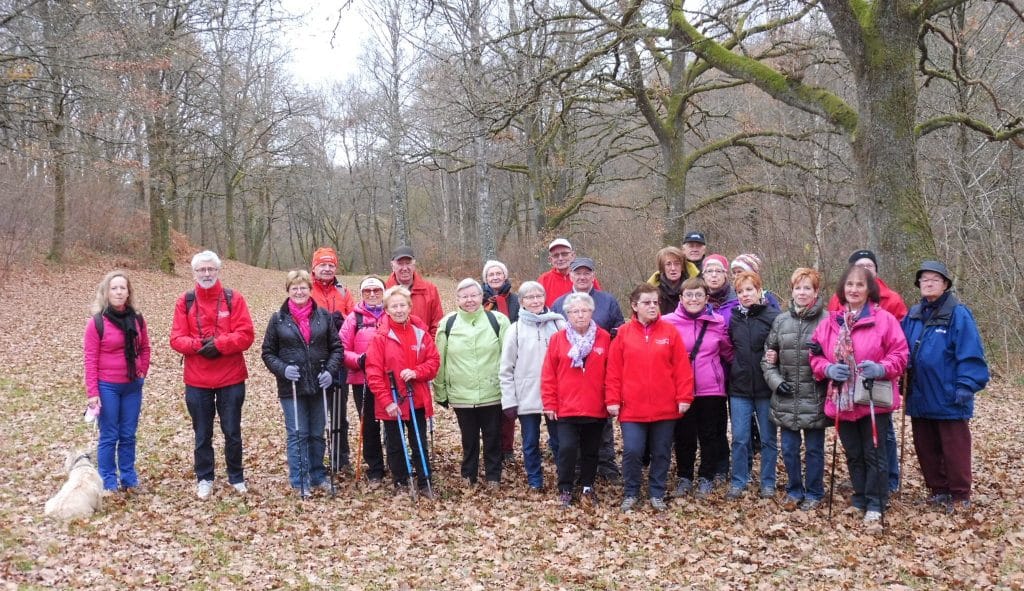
[548,238,572,251]
[359,277,385,291]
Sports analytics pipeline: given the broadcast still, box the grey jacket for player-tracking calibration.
[762,297,829,431]
[499,310,565,414]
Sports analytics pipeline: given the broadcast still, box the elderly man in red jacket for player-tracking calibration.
[385,246,445,338]
[170,250,255,500]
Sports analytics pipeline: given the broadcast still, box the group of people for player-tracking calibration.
[81,235,990,523]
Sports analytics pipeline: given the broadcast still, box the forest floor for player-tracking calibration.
[1,253,1022,590]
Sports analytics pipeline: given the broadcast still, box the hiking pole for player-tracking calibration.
[321,366,336,498]
[405,380,432,498]
[899,372,909,496]
[864,377,878,448]
[291,374,309,499]
[388,371,417,501]
[429,416,435,467]
[354,385,365,483]
[827,382,840,521]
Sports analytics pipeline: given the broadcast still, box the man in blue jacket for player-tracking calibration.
[901,261,989,512]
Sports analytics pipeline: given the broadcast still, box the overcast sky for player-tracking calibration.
[280,0,367,87]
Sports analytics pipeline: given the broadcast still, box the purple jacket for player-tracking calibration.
[663,304,734,397]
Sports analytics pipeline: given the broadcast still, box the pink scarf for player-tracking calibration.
[288,299,313,343]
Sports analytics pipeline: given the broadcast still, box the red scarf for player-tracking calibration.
[288,299,313,343]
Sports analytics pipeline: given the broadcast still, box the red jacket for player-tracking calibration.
[310,278,355,320]
[606,317,695,422]
[540,327,611,419]
[537,268,602,307]
[169,282,255,389]
[385,271,445,338]
[365,315,440,421]
[828,276,907,321]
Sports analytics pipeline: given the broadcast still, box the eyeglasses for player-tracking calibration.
[549,251,573,259]
[193,267,219,275]
[703,269,726,275]
[522,294,545,301]
[636,300,660,307]
[362,288,384,294]
[457,293,482,301]
[289,285,310,292]
[681,292,706,300]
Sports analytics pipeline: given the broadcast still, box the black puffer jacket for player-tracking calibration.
[762,297,829,430]
[728,303,780,399]
[261,300,343,398]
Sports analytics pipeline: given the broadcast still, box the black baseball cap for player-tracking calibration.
[683,231,706,245]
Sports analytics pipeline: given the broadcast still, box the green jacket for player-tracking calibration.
[434,308,510,407]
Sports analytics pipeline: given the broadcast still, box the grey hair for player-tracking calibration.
[456,277,483,294]
[191,250,222,269]
[517,280,545,299]
[562,292,595,312]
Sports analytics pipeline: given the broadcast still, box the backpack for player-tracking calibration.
[185,288,232,315]
[444,310,500,340]
[92,312,146,340]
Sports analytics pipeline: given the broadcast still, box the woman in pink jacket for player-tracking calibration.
[663,277,734,499]
[83,270,151,493]
[810,265,908,524]
[340,276,387,484]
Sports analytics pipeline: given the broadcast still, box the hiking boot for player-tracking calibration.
[759,486,775,499]
[232,481,248,494]
[951,499,970,513]
[196,480,214,500]
[558,490,573,507]
[367,478,384,489]
[695,478,714,500]
[502,452,515,467]
[782,495,801,511]
[316,480,334,494]
[620,497,638,513]
[918,492,952,507]
[725,486,744,501]
[580,486,598,507]
[863,510,882,523]
[418,486,436,500]
[485,480,500,491]
[799,498,821,512]
[674,478,693,497]
[650,497,668,512]
[300,487,312,500]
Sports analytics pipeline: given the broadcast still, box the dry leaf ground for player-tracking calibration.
[1,256,1022,590]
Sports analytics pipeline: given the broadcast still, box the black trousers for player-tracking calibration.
[453,405,503,484]
[556,418,607,493]
[382,408,430,488]
[674,396,728,481]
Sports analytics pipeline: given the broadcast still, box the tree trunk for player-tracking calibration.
[47,147,66,263]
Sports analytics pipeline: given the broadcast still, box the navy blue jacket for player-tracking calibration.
[901,293,989,420]
[553,289,625,334]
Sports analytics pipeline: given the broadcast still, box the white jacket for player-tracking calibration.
[499,310,565,414]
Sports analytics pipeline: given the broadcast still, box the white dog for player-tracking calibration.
[44,449,103,521]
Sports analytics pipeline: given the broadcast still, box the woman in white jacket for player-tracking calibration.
[499,281,565,490]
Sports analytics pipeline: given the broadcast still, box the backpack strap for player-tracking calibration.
[689,320,710,364]
[185,288,232,315]
[485,310,500,338]
[93,313,104,340]
[355,312,364,332]
[444,314,457,339]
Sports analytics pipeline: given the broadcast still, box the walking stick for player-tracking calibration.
[405,380,432,498]
[321,382,336,497]
[899,372,909,495]
[388,371,417,501]
[827,390,840,521]
[355,385,366,482]
[291,376,309,499]
[864,377,878,448]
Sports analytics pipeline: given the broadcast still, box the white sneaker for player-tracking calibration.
[232,481,248,494]
[864,510,882,523]
[196,480,214,499]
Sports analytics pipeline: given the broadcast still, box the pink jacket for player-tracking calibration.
[809,306,909,421]
[340,303,386,384]
[83,315,152,398]
[663,305,734,397]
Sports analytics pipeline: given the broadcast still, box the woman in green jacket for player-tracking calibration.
[435,278,511,488]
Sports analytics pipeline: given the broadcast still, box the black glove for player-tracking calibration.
[437,399,449,409]
[358,354,367,371]
[806,341,824,356]
[198,337,221,359]
[331,311,344,331]
[776,382,795,397]
[503,406,518,419]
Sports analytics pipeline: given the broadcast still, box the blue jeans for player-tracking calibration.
[279,395,327,489]
[780,427,825,501]
[185,383,246,485]
[97,379,143,490]
[729,397,777,490]
[621,420,675,499]
[519,414,543,488]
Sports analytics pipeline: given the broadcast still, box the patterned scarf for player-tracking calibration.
[565,320,597,369]
[830,308,859,411]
